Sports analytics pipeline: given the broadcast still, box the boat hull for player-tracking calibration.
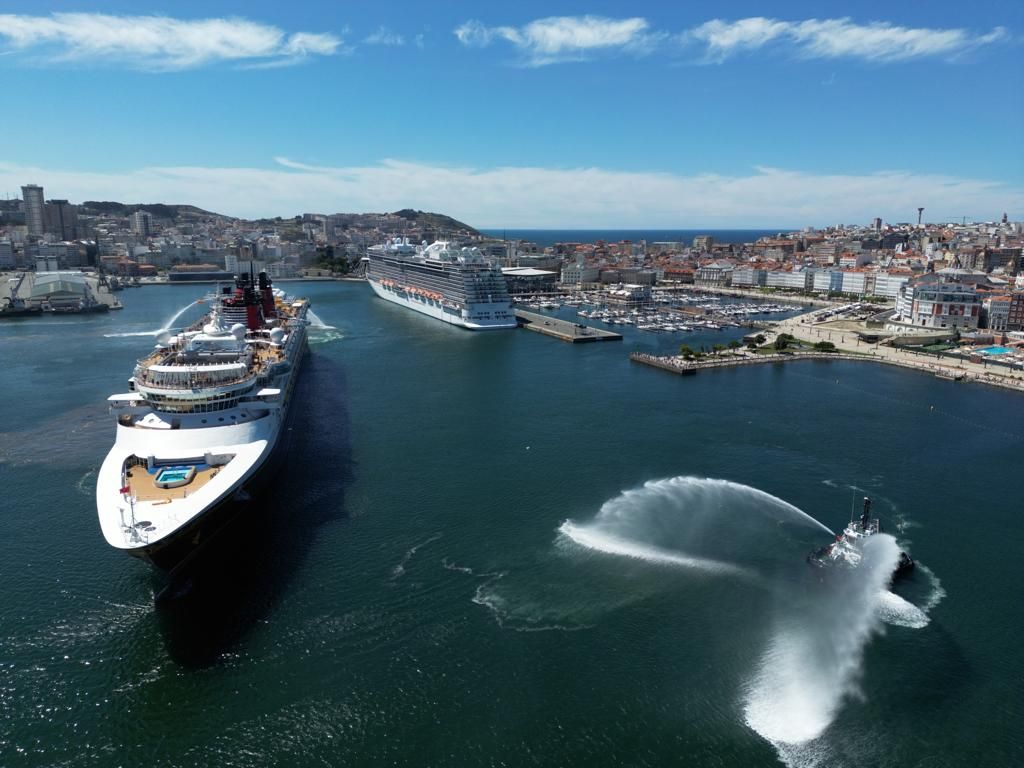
[368,278,516,330]
[105,341,306,576]
[128,428,289,574]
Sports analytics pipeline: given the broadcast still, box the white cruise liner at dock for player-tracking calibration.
[95,271,310,573]
[365,239,516,330]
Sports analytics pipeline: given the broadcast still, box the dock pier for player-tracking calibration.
[516,310,622,343]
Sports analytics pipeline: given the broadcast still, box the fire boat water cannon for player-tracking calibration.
[808,495,914,577]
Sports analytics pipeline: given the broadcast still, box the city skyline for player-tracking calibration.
[1,1,1022,226]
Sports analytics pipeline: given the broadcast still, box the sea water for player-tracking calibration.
[0,281,1021,767]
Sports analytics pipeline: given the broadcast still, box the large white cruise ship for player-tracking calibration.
[95,272,309,574]
[366,239,516,330]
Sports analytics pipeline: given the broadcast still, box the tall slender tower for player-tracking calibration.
[21,184,44,236]
[917,207,924,228]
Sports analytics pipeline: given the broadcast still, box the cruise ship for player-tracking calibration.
[95,271,310,574]
[366,239,516,330]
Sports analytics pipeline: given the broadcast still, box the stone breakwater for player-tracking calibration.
[629,351,1024,393]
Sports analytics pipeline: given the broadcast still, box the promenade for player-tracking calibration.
[771,310,1024,392]
[630,309,1024,394]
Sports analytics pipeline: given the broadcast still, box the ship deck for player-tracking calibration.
[125,463,221,502]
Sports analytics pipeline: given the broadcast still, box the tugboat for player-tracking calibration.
[808,497,914,577]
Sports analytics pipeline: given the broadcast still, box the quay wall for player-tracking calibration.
[629,351,1024,394]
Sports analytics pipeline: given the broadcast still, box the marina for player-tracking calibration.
[516,291,796,335]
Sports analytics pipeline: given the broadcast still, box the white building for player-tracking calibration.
[838,252,871,268]
[872,273,911,300]
[560,263,600,285]
[608,283,652,302]
[896,278,980,330]
[224,256,266,276]
[766,269,813,291]
[39,242,82,268]
[813,271,844,293]
[982,295,1011,331]
[840,272,868,296]
[267,261,300,279]
[731,267,767,287]
[131,211,153,237]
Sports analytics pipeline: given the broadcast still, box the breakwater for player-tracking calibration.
[629,351,1024,393]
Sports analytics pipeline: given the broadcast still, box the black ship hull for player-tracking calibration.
[127,345,305,578]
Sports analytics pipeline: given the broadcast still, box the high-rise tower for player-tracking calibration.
[21,184,44,236]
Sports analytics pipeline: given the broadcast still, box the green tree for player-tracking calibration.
[773,335,789,351]
[813,341,837,352]
[728,339,741,350]
[712,343,726,355]
[678,344,695,359]
[754,334,766,345]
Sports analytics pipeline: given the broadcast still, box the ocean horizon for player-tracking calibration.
[479,228,792,248]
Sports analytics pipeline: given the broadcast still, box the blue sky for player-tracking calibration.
[0,1,1021,226]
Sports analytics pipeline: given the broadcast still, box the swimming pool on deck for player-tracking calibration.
[154,465,198,488]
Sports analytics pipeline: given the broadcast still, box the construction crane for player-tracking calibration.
[4,272,28,308]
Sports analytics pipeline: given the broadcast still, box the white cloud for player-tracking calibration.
[1,159,1019,228]
[364,26,404,46]
[688,17,1007,63]
[454,16,655,66]
[0,12,342,70]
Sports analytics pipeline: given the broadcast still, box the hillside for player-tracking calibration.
[75,202,478,233]
[79,201,227,220]
[391,209,478,235]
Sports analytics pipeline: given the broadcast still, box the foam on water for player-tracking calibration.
[388,533,441,582]
[918,563,947,612]
[876,590,930,629]
[471,575,596,633]
[307,310,335,329]
[743,535,901,754]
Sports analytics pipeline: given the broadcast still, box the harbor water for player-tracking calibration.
[1,281,1021,766]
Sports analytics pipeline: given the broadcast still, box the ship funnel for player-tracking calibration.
[258,271,276,318]
[860,497,872,528]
